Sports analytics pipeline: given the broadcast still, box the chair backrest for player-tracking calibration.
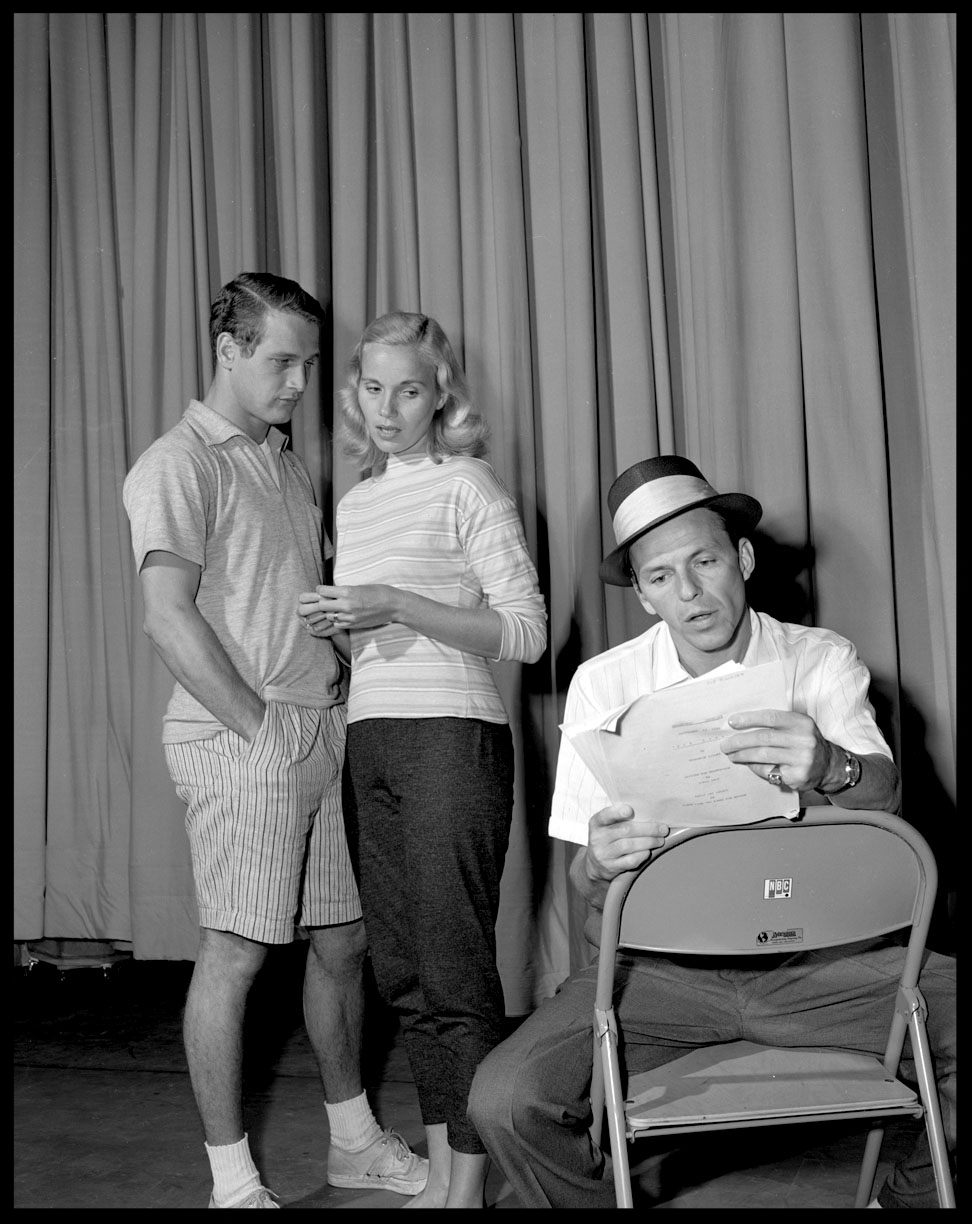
[599,810,935,973]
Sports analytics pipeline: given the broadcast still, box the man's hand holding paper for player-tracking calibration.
[720,707,842,794]
[584,804,671,883]
[556,660,800,844]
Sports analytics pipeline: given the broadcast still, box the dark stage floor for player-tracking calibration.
[14,946,919,1209]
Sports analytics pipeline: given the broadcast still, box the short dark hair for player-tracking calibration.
[209,272,326,362]
[707,506,745,549]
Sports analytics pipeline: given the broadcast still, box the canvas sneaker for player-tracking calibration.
[208,1187,280,1208]
[327,1129,428,1196]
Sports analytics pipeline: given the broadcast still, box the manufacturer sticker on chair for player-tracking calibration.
[763,877,792,898]
[756,927,804,945]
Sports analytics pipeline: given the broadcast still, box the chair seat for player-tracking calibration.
[625,1040,921,1131]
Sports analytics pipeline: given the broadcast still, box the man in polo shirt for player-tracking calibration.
[467,456,956,1210]
[123,273,426,1208]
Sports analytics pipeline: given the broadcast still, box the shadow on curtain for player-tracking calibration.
[13,13,955,1014]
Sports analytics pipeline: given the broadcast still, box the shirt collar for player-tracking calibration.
[380,451,438,478]
[184,399,290,453]
[741,607,768,664]
[655,607,763,689]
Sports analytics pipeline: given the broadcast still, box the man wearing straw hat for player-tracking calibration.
[468,456,955,1210]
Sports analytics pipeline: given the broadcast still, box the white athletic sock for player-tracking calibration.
[206,1133,262,1207]
[325,1091,383,1151]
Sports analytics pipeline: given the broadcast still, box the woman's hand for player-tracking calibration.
[296,592,352,665]
[303,584,504,659]
[306,584,400,631]
[297,591,358,639]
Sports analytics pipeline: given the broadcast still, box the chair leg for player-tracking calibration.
[854,1124,885,1208]
[590,1031,605,1149]
[601,1036,634,1208]
[908,1016,956,1208]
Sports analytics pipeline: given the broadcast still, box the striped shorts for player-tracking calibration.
[164,701,361,944]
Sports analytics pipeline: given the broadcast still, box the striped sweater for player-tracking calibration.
[335,453,547,723]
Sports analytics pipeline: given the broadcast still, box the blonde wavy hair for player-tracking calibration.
[338,311,489,472]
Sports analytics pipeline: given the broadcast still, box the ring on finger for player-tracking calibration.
[767,767,784,786]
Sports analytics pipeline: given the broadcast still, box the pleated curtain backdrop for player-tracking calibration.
[13,13,955,1013]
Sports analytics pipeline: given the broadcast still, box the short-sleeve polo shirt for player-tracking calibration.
[123,400,342,741]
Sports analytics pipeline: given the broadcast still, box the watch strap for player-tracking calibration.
[819,749,861,795]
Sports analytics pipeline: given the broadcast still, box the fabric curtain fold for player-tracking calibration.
[861,13,956,884]
[13,12,52,941]
[44,14,135,939]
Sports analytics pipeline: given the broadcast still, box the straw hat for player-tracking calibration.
[599,456,762,586]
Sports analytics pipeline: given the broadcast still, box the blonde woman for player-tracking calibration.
[300,312,546,1208]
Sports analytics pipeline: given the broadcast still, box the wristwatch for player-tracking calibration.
[818,749,862,796]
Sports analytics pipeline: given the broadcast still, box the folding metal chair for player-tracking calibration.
[589,808,954,1208]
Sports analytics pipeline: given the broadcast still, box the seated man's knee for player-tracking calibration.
[468,1047,510,1136]
[469,1037,543,1138]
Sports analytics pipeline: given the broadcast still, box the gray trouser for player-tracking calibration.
[346,717,514,1154]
